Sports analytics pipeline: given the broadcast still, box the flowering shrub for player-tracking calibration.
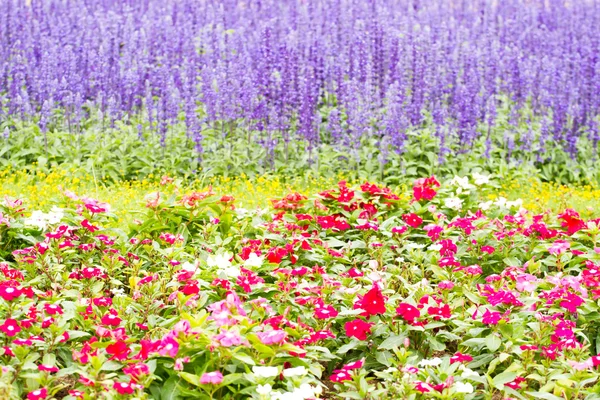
[3,1,600,183]
[2,176,600,399]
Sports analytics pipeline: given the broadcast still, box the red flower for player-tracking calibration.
[412,176,440,202]
[181,280,200,295]
[27,388,48,400]
[427,304,451,320]
[0,319,21,337]
[504,376,526,390]
[402,213,423,228]
[344,319,372,340]
[558,209,585,235]
[396,303,420,322]
[357,285,387,316]
[106,340,131,361]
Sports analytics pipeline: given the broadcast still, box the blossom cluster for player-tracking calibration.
[0,175,600,399]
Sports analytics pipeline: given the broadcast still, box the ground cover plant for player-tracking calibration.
[2,0,600,183]
[1,177,600,399]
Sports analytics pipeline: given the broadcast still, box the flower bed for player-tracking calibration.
[1,176,600,399]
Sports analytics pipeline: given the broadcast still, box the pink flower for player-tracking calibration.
[200,371,223,385]
[44,304,63,315]
[113,382,140,395]
[549,240,571,255]
[391,226,407,235]
[123,363,150,381]
[158,334,179,358]
[0,319,21,337]
[342,359,364,370]
[0,285,21,301]
[414,381,433,393]
[27,388,48,400]
[38,365,59,373]
[257,330,287,345]
[438,281,455,291]
[560,292,584,313]
[450,352,473,364]
[330,369,352,382]
[315,304,338,319]
[213,330,245,347]
[481,309,502,325]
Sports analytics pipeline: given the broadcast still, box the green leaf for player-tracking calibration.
[178,371,201,387]
[486,334,502,351]
[378,335,406,350]
[524,393,564,400]
[159,376,181,400]
[337,340,360,354]
[100,361,123,371]
[493,371,518,388]
[503,257,521,267]
[232,352,256,366]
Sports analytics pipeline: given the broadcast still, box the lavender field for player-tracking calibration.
[1,0,600,181]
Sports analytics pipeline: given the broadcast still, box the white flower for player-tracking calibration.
[451,176,471,190]
[506,199,523,209]
[444,197,463,210]
[244,253,264,268]
[430,243,442,252]
[111,288,126,297]
[221,266,241,278]
[368,260,379,269]
[47,207,65,224]
[295,383,317,398]
[460,368,479,378]
[235,207,250,217]
[454,381,474,393]
[24,210,50,230]
[419,357,442,367]
[495,197,507,208]
[256,384,272,395]
[252,366,279,378]
[282,366,307,377]
[181,261,197,272]
[478,201,493,211]
[207,252,233,269]
[208,252,239,277]
[472,172,490,186]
